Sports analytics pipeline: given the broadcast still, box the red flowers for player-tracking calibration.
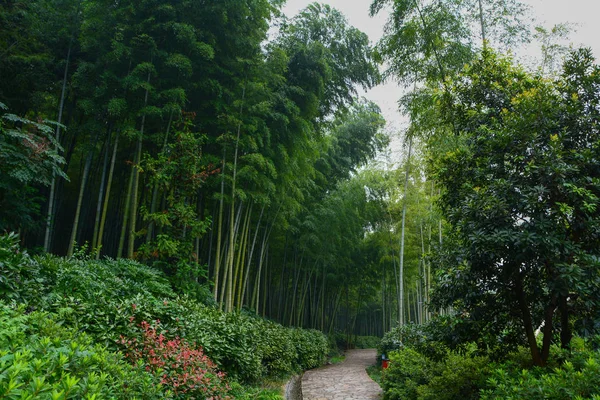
[119,319,231,399]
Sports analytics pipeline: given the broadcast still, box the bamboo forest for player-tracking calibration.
[1,0,600,399]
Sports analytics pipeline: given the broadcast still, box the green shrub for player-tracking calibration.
[257,321,297,377]
[354,335,382,349]
[0,233,47,305]
[228,381,285,400]
[381,347,437,400]
[172,299,265,382]
[483,349,600,399]
[381,346,492,400]
[40,255,175,302]
[0,303,162,399]
[380,323,449,362]
[0,234,329,386]
[40,292,184,349]
[292,328,328,370]
[417,352,491,400]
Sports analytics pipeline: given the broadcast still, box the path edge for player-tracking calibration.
[283,373,303,400]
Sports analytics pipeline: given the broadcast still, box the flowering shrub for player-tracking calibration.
[1,236,328,389]
[120,319,232,399]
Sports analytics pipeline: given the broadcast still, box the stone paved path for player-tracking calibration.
[302,349,383,400]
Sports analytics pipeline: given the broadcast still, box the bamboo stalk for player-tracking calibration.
[127,70,152,259]
[92,127,112,251]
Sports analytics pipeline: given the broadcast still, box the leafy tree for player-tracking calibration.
[0,103,67,233]
[277,3,380,122]
[138,115,212,281]
[431,49,600,366]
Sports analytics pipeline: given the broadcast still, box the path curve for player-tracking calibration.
[302,349,382,400]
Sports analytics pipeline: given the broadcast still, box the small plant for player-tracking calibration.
[120,319,232,399]
[0,232,47,304]
[366,365,382,386]
[329,355,346,364]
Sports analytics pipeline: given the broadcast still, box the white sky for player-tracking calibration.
[281,0,600,160]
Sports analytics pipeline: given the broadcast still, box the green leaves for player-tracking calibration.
[0,303,160,400]
[277,3,380,120]
[0,105,68,232]
[431,49,600,362]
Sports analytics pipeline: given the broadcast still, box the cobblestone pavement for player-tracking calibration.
[302,349,383,400]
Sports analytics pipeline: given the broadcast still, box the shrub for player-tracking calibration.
[381,347,437,400]
[292,328,328,370]
[0,303,162,399]
[256,321,297,377]
[120,319,232,399]
[417,352,491,400]
[0,234,329,386]
[174,300,265,382]
[41,292,185,349]
[381,345,492,400]
[380,323,449,362]
[482,348,600,399]
[0,233,47,305]
[41,255,175,302]
[353,335,382,349]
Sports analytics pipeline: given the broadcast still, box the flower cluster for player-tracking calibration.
[119,319,231,399]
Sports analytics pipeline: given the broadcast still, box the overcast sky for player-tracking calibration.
[281,0,600,159]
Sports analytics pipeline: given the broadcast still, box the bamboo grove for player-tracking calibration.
[0,0,442,338]
[5,0,572,346]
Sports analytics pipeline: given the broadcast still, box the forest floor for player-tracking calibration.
[301,349,382,400]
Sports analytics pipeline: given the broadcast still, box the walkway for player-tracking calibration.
[301,349,383,400]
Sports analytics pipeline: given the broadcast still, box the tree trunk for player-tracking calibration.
[541,297,557,363]
[398,136,413,326]
[118,161,135,258]
[559,295,572,349]
[92,127,112,251]
[222,83,247,312]
[127,70,152,258]
[478,0,487,46]
[44,43,72,252]
[146,110,174,243]
[515,273,543,366]
[213,151,226,300]
[234,203,252,309]
[240,204,265,309]
[96,130,120,259]
[220,202,243,309]
[67,129,100,257]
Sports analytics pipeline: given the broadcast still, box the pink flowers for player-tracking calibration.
[119,319,231,399]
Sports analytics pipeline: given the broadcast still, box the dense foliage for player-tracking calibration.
[0,304,161,399]
[5,0,600,397]
[431,48,600,365]
[379,319,600,399]
[368,9,600,398]
[0,232,328,397]
[0,0,397,340]
[0,105,67,233]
